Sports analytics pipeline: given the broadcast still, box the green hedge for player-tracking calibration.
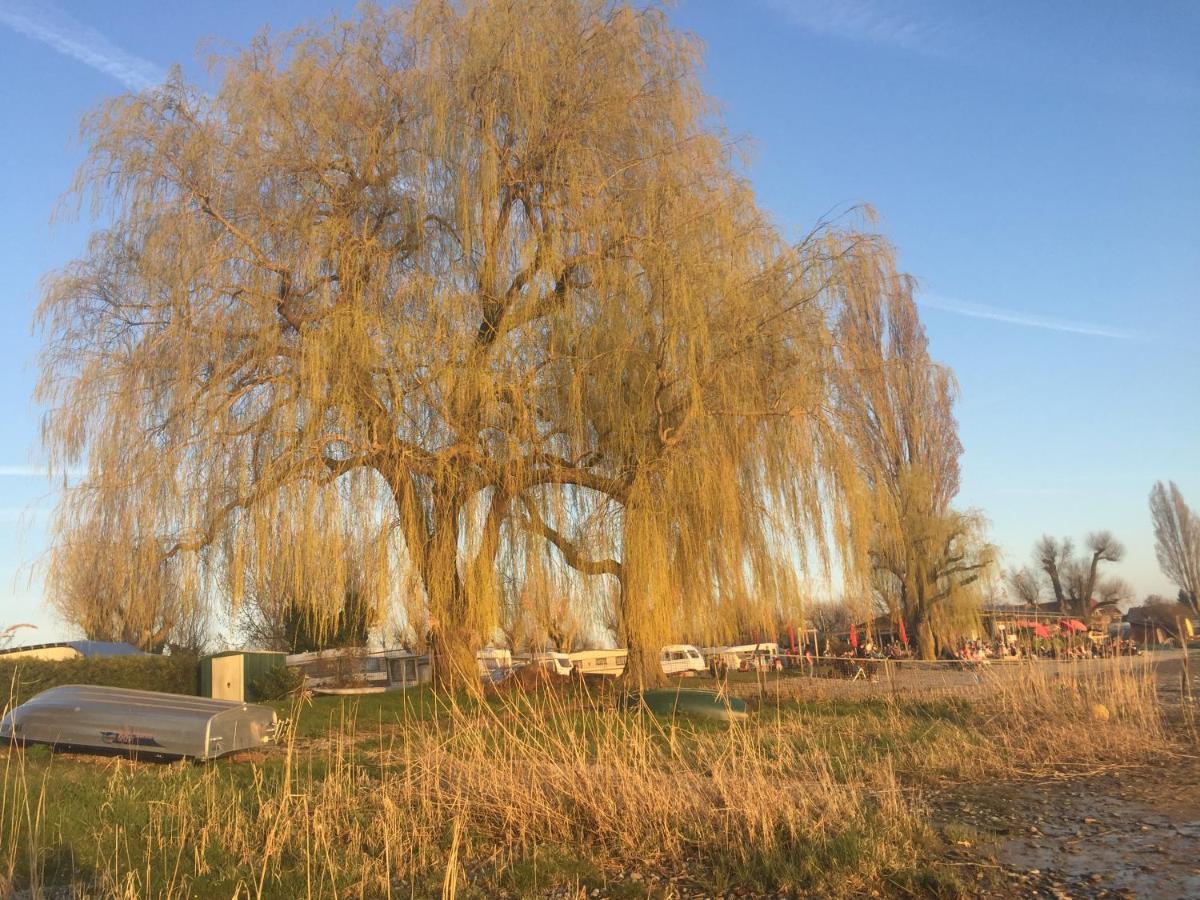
[0,654,198,707]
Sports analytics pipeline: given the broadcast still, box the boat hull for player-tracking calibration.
[1,685,278,760]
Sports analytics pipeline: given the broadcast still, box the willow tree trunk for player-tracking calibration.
[916,618,937,661]
[910,578,938,661]
[617,493,667,689]
[423,492,481,694]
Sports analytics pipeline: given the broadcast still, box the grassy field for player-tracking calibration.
[0,659,1184,899]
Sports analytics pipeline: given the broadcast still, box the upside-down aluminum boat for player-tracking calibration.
[0,685,279,760]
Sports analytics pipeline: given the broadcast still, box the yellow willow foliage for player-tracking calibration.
[35,0,908,685]
[830,253,994,657]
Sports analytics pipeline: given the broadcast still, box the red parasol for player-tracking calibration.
[1014,620,1051,638]
[850,622,859,649]
[898,618,909,646]
[1059,619,1087,633]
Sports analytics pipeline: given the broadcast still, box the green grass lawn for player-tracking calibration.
[0,668,1171,899]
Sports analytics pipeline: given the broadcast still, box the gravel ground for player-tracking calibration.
[931,760,1200,899]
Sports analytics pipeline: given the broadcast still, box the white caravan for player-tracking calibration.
[567,648,628,677]
[476,648,514,682]
[709,642,780,672]
[660,644,706,677]
[568,645,706,678]
[286,647,431,694]
[514,650,574,677]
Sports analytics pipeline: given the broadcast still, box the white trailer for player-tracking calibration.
[708,642,780,671]
[567,648,628,677]
[514,650,574,677]
[286,647,430,694]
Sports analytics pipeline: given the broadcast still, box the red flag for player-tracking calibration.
[850,622,859,649]
[898,618,909,646]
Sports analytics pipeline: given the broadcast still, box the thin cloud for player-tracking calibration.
[917,294,1141,341]
[0,507,50,523]
[763,1,1196,105]
[992,487,1079,497]
[0,465,85,478]
[763,0,939,52]
[0,0,165,91]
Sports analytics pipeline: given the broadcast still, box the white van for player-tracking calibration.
[660,644,706,677]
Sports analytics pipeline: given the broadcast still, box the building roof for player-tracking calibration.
[0,640,144,658]
[66,640,144,657]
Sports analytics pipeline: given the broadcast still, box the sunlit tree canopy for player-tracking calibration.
[36,0,962,683]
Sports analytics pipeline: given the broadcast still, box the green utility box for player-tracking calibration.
[200,650,287,702]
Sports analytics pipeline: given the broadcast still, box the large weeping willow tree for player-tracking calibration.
[36,0,925,687]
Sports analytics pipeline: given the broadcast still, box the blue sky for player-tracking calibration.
[0,0,1196,639]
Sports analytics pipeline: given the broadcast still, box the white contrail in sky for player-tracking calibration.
[917,294,1141,341]
[0,465,85,478]
[763,0,1197,104]
[763,0,938,52]
[0,1,165,91]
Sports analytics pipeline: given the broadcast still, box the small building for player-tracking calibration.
[0,640,144,662]
[200,650,288,702]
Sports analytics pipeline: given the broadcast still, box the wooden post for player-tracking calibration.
[1178,618,1191,701]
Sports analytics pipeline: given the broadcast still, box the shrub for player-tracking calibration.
[248,665,305,701]
[0,653,198,706]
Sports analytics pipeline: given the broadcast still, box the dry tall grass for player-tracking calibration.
[0,659,1180,898]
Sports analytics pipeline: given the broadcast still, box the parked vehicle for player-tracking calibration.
[659,644,706,677]
[286,647,430,694]
[0,685,278,760]
[568,645,714,678]
[477,647,515,683]
[706,642,780,672]
[567,648,628,677]
[515,650,574,677]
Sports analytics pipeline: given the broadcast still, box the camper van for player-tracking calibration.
[567,648,628,677]
[660,644,706,677]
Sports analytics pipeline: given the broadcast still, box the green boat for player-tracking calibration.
[624,687,749,722]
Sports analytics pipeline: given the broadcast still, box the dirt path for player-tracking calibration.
[930,656,1200,898]
[932,762,1200,898]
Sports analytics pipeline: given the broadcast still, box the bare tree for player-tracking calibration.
[1149,481,1200,616]
[1007,566,1042,607]
[1081,531,1125,612]
[1034,536,1073,610]
[1030,531,1124,618]
[1094,576,1134,608]
[46,525,194,652]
